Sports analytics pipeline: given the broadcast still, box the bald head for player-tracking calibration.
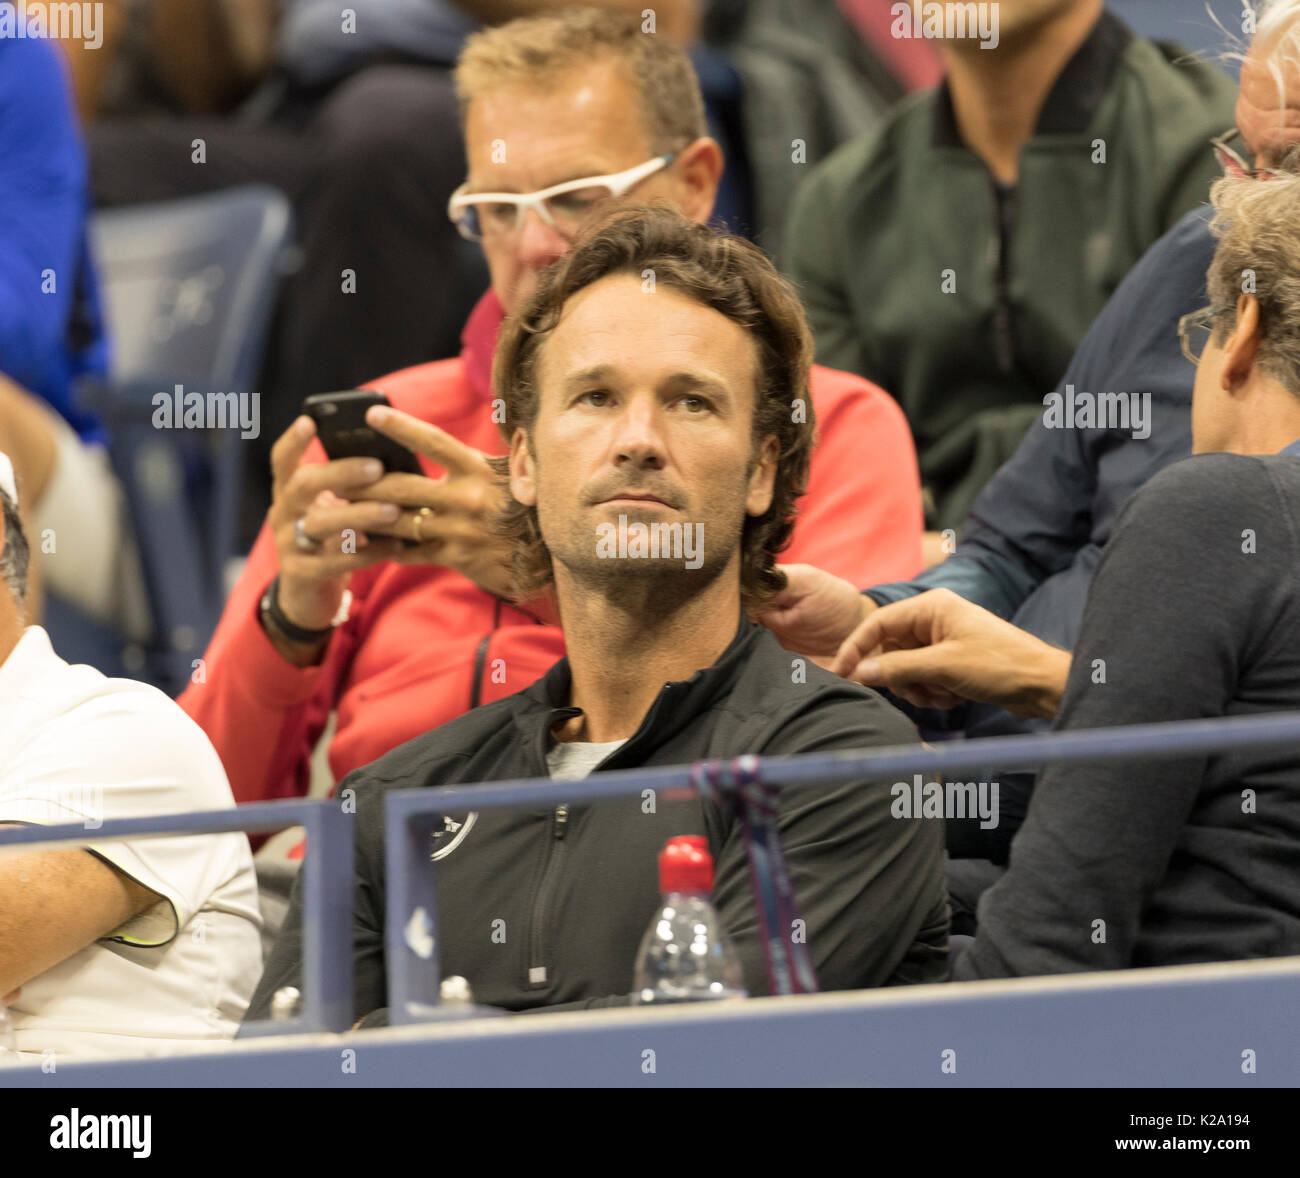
[1238,2,1300,162]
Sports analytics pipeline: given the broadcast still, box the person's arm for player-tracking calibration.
[832,588,1071,718]
[0,687,249,995]
[178,518,345,805]
[783,372,924,586]
[865,408,1094,618]
[447,0,699,42]
[0,825,160,996]
[0,39,86,394]
[956,457,1294,979]
[712,699,947,993]
[178,414,421,804]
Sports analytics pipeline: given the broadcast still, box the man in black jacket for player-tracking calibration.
[244,207,949,1023]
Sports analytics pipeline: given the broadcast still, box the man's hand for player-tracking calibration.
[830,588,1071,719]
[350,406,516,600]
[753,564,877,664]
[267,417,409,662]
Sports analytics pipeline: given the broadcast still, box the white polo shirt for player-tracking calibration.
[0,627,263,1062]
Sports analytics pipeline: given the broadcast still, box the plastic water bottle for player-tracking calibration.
[632,836,747,1004]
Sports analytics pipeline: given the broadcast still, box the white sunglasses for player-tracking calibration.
[447,154,675,242]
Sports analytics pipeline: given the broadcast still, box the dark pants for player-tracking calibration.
[89,63,489,540]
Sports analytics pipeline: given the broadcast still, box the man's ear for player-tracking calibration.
[745,434,780,518]
[508,427,537,507]
[675,136,724,225]
[1221,292,1263,394]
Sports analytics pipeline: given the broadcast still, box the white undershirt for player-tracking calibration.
[545,738,629,781]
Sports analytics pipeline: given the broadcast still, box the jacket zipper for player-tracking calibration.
[990,177,1019,375]
[521,684,673,987]
[527,803,569,984]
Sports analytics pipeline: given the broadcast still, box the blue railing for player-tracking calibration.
[4,709,1300,1061]
[382,709,1300,1022]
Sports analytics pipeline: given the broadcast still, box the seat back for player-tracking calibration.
[87,184,293,692]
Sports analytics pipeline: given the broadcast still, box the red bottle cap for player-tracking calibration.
[659,835,713,894]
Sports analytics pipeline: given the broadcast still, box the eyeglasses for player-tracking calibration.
[1211,128,1279,181]
[447,154,676,242]
[1178,305,1219,366]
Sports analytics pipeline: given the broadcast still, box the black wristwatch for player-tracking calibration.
[260,574,335,645]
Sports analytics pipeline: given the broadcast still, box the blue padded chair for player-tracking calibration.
[65,184,293,694]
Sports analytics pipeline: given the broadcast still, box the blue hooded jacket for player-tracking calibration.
[0,33,108,442]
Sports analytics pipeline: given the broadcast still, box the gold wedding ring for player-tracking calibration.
[412,506,435,543]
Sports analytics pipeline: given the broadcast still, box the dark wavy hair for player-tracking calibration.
[488,204,816,610]
[0,488,29,605]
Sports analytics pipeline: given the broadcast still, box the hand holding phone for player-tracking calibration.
[302,390,422,474]
[297,392,517,599]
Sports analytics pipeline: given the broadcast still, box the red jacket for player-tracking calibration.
[180,291,922,805]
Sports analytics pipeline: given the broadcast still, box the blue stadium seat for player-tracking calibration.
[56,185,293,693]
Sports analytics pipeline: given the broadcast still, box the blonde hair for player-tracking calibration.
[454,8,707,155]
[1207,154,1300,392]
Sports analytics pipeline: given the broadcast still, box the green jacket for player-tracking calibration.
[786,11,1236,530]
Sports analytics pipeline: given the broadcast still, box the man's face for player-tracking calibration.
[464,60,708,314]
[508,273,778,605]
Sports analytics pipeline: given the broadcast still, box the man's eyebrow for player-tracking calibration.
[562,365,618,390]
[662,372,732,400]
[560,367,733,400]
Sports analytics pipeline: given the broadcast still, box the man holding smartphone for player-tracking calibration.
[180,9,925,811]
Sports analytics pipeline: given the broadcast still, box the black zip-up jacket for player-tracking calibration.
[244,619,949,1022]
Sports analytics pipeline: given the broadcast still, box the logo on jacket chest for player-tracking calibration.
[430,812,478,860]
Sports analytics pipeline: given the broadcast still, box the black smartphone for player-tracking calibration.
[302,389,422,475]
